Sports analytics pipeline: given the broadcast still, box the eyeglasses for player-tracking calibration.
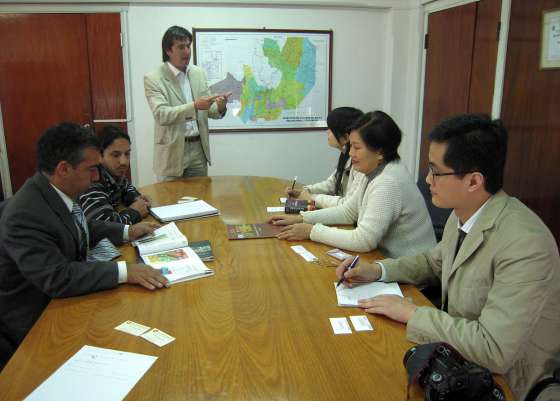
[427,165,474,178]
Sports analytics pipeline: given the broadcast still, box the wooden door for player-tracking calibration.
[0,14,93,191]
[418,0,501,173]
[0,13,126,193]
[500,0,560,243]
[86,13,127,131]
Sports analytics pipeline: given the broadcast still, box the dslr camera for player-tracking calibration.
[403,342,505,401]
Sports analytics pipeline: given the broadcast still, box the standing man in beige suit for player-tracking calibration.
[336,114,560,400]
[144,25,231,180]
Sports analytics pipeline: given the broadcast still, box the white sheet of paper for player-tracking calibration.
[279,197,287,204]
[267,206,285,212]
[329,317,352,335]
[24,345,157,401]
[335,281,403,307]
[114,320,151,336]
[350,315,374,332]
[141,328,175,347]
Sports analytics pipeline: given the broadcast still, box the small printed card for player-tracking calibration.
[141,328,176,347]
[327,248,353,261]
[290,245,318,262]
[267,206,285,213]
[329,317,352,335]
[114,320,151,336]
[350,315,374,332]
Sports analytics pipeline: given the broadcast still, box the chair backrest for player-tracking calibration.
[0,199,8,220]
[416,177,452,242]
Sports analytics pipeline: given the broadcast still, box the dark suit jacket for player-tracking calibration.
[0,173,123,352]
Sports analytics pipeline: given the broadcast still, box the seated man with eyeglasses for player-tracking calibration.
[335,114,560,401]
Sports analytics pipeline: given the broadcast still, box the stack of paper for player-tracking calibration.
[335,281,403,307]
[149,200,219,222]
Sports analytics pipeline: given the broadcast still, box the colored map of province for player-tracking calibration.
[240,37,316,122]
[209,37,316,123]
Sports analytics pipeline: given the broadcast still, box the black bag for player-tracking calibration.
[403,342,506,401]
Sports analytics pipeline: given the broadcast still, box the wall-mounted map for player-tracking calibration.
[193,29,332,131]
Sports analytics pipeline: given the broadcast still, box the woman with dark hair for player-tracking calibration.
[79,125,151,225]
[271,111,435,257]
[287,107,364,208]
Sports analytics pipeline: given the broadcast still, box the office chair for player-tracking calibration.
[416,175,452,242]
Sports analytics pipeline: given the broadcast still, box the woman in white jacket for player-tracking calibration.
[271,111,436,258]
[287,107,364,208]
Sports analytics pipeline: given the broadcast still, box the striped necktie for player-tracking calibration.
[71,202,89,260]
[71,203,120,261]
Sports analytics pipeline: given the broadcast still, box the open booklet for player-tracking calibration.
[133,223,213,284]
[334,281,403,307]
[132,222,188,255]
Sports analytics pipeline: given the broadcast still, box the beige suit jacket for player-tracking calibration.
[144,63,223,177]
[382,190,560,400]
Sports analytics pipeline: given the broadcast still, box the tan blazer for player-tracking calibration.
[382,190,560,400]
[144,64,223,177]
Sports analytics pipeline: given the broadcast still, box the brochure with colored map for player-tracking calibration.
[226,223,282,240]
[141,247,214,284]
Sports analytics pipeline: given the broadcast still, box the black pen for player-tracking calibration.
[290,176,298,191]
[336,255,360,288]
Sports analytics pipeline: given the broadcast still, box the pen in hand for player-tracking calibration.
[336,255,360,288]
[291,176,298,191]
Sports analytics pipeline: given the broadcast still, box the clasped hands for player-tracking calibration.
[195,91,232,112]
[335,257,418,324]
[268,214,313,241]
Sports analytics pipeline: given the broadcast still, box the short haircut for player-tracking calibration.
[97,125,131,152]
[162,25,192,62]
[37,122,99,174]
[428,114,507,194]
[348,110,401,163]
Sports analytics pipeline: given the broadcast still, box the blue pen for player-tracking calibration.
[336,255,360,288]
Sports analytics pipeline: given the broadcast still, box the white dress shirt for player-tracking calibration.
[167,62,200,138]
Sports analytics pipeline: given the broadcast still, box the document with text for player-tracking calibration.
[24,345,157,401]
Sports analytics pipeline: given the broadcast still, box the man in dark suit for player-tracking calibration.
[0,123,169,369]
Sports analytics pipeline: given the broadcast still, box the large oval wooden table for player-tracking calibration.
[0,176,514,401]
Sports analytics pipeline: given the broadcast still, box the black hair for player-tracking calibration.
[428,114,507,194]
[348,110,401,163]
[327,107,364,195]
[37,122,99,174]
[162,26,192,62]
[97,125,131,153]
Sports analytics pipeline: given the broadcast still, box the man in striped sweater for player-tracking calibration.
[80,125,150,225]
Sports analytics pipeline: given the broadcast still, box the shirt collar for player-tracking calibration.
[50,183,75,213]
[365,162,388,183]
[457,197,491,234]
[166,61,189,77]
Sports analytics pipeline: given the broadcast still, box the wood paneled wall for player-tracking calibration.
[500,0,560,243]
